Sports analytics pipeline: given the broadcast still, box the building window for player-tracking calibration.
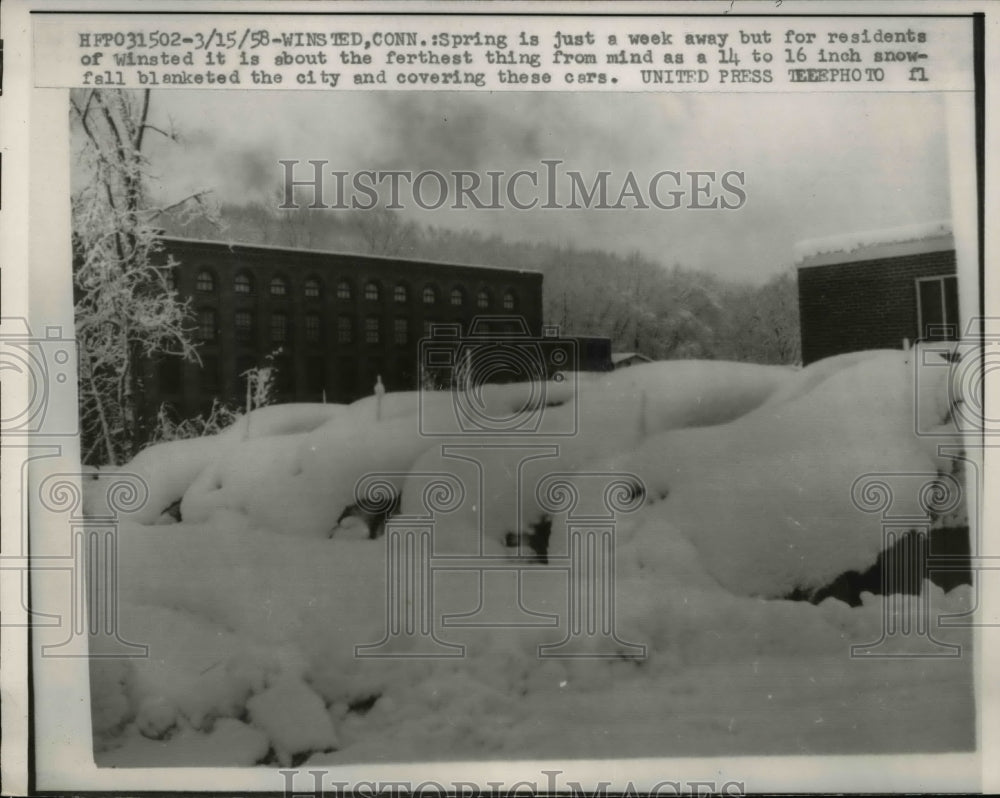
[394,318,409,344]
[304,277,322,299]
[163,269,177,292]
[394,284,408,303]
[235,310,254,342]
[477,289,491,309]
[270,276,288,297]
[365,316,381,344]
[916,275,960,341]
[196,271,215,293]
[197,309,217,341]
[450,287,465,306]
[337,280,352,300]
[271,313,289,343]
[337,315,353,344]
[234,271,253,295]
[503,291,516,311]
[364,281,380,301]
[305,314,322,344]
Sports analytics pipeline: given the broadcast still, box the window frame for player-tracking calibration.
[915,274,959,341]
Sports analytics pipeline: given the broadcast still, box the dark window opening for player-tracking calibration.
[917,275,960,341]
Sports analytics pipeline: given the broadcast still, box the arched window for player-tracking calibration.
[196,270,215,293]
[270,276,288,297]
[422,285,437,304]
[476,289,491,309]
[503,291,516,311]
[304,277,322,299]
[364,281,380,301]
[234,271,253,295]
[393,284,408,303]
[450,287,465,307]
[336,280,352,300]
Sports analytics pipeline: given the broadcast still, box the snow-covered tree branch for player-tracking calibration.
[71,88,217,465]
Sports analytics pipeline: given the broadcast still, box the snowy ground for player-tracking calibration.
[85,351,976,767]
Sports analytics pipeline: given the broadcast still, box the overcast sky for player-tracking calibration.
[136,90,956,283]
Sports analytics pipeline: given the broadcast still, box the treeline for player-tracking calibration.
[162,201,800,365]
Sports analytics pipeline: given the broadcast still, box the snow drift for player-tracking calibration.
[86,350,973,765]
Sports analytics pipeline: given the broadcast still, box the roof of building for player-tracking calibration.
[611,352,653,364]
[793,220,954,268]
[157,235,543,277]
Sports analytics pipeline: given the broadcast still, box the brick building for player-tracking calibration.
[147,237,544,419]
[795,222,958,365]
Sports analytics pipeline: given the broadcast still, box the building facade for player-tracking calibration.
[146,237,544,419]
[796,223,958,365]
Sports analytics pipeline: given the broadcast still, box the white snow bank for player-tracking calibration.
[403,360,792,555]
[90,350,974,766]
[96,507,973,764]
[112,403,345,523]
[579,350,961,597]
[120,359,791,542]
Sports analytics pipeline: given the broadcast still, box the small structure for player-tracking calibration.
[570,336,614,372]
[611,352,653,370]
[795,221,958,365]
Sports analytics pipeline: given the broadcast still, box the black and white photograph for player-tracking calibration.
[1,3,995,795]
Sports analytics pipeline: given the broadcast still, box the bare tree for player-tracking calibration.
[71,88,216,465]
[354,206,419,256]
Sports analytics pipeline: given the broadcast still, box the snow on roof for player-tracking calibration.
[793,220,953,267]
[611,352,652,364]
[156,235,543,276]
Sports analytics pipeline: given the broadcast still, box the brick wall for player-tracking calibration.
[146,237,545,420]
[797,249,956,365]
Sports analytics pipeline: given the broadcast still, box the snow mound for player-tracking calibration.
[118,359,791,541]
[247,676,339,765]
[579,349,961,597]
[90,350,973,765]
